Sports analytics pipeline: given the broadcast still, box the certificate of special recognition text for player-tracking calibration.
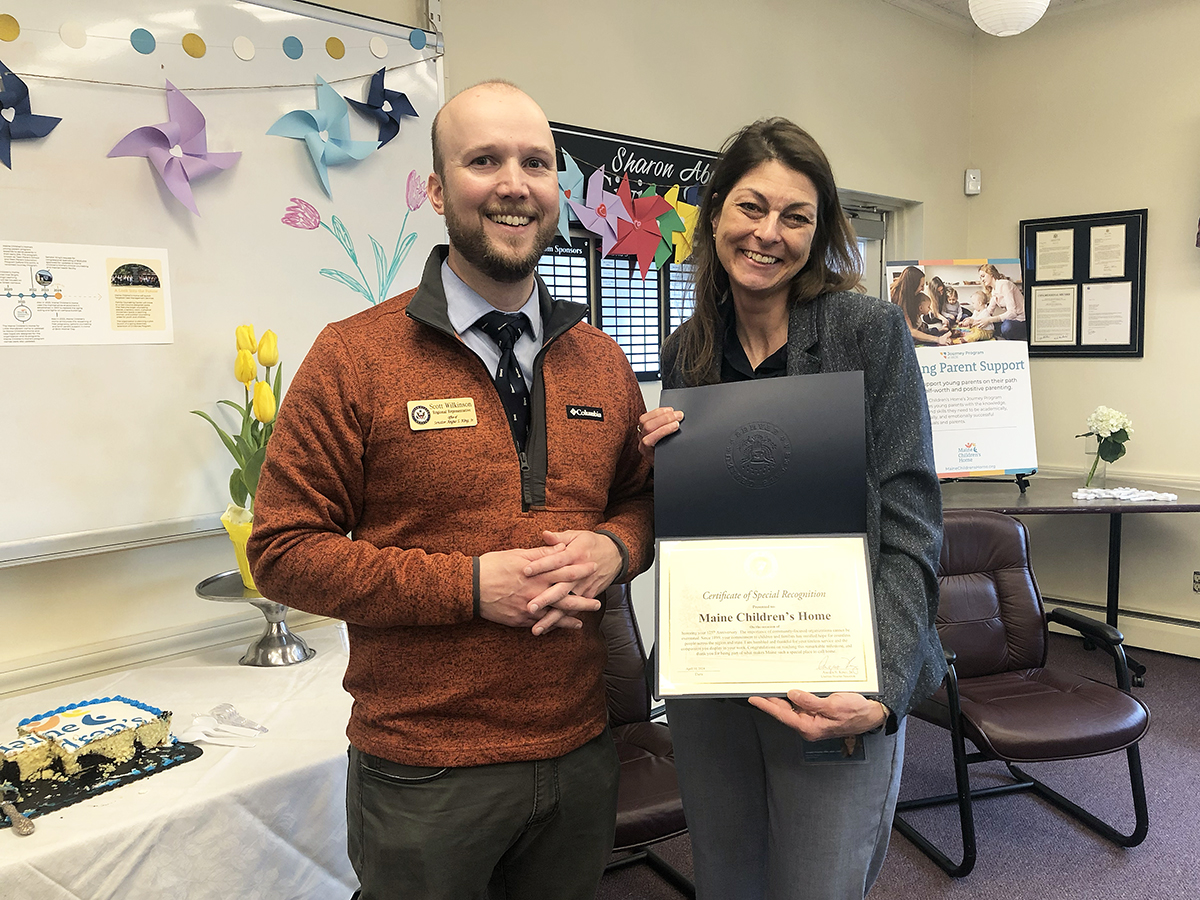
[656,536,881,698]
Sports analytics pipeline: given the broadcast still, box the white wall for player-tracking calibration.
[965,0,1200,654]
[6,0,1198,693]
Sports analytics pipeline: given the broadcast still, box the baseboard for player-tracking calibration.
[0,610,331,698]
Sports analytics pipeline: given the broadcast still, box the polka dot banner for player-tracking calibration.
[233,35,255,61]
[59,21,87,49]
[325,36,344,59]
[369,36,388,59]
[408,29,426,50]
[130,28,155,54]
[282,36,303,59]
[0,14,19,42]
[182,33,206,58]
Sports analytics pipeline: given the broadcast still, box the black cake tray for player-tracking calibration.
[2,740,203,828]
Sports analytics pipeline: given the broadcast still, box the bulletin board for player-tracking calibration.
[1019,209,1147,357]
[0,0,444,564]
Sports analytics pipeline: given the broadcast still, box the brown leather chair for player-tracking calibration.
[893,509,1150,876]
[600,584,695,897]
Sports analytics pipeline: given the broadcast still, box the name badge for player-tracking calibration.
[408,398,478,431]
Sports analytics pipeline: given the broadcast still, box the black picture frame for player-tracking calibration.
[1019,209,1147,357]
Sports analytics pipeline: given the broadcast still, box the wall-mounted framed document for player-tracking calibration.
[1019,209,1147,357]
[656,535,881,698]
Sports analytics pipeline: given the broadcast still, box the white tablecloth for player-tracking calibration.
[0,623,359,899]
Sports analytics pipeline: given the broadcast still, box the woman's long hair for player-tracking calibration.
[889,265,925,326]
[979,263,1011,298]
[927,275,953,313]
[670,118,863,386]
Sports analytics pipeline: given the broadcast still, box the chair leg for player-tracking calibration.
[1009,742,1149,848]
[605,847,696,898]
[892,665,978,877]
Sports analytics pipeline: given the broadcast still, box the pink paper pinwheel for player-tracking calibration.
[556,149,584,242]
[610,176,673,278]
[345,67,418,148]
[267,76,379,199]
[568,166,630,257]
[107,81,240,216]
[0,60,61,170]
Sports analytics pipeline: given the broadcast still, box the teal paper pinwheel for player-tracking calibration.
[556,149,584,242]
[267,76,378,198]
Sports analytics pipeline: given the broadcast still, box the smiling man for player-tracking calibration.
[248,81,654,900]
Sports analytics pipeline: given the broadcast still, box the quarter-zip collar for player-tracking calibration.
[406,246,588,509]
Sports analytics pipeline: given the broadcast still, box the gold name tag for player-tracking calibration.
[407,398,478,431]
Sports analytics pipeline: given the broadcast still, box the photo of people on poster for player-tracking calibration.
[886,260,1026,347]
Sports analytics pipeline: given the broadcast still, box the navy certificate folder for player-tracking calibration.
[655,371,867,539]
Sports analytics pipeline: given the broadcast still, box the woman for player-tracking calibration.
[974,263,1027,341]
[927,275,960,324]
[889,265,950,345]
[638,118,945,900]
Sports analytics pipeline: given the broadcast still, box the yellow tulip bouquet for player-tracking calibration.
[191,325,283,589]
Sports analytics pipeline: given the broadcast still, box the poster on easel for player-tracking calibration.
[886,259,1037,479]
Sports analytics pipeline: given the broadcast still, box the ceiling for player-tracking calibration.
[879,0,1129,35]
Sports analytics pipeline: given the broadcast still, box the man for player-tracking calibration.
[248,81,654,899]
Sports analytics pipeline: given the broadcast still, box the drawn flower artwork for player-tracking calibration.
[345,67,418,147]
[281,170,427,306]
[609,175,673,278]
[568,165,630,257]
[556,149,584,242]
[108,80,240,215]
[0,59,62,170]
[267,75,379,198]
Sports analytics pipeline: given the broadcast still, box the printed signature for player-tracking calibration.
[816,654,861,678]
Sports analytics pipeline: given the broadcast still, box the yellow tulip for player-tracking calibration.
[236,324,258,353]
[253,380,277,424]
[257,329,279,367]
[235,349,256,386]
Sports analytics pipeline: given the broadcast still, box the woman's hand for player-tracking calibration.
[748,691,889,740]
[636,406,684,462]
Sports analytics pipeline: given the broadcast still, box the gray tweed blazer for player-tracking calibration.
[661,291,946,723]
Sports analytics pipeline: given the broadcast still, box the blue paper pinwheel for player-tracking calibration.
[0,60,61,170]
[556,149,584,242]
[345,67,418,147]
[267,76,379,198]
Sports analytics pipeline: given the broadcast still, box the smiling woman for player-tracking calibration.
[636,117,944,900]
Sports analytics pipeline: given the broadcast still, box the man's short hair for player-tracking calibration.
[430,79,523,179]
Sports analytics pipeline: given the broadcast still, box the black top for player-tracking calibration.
[720,303,788,380]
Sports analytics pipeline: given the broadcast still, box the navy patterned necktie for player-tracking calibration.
[475,310,532,450]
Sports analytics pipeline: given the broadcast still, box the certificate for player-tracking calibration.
[656,535,880,698]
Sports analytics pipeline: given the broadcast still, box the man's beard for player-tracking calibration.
[444,203,558,284]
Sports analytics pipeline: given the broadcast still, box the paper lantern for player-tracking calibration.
[968,0,1050,37]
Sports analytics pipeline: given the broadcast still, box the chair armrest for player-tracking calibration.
[1047,608,1124,646]
[942,645,957,666]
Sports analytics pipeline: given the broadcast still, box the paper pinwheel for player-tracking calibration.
[568,166,630,257]
[345,67,418,147]
[642,185,685,271]
[0,61,62,170]
[609,176,672,278]
[556,149,584,242]
[664,184,699,264]
[267,76,378,198]
[108,81,240,215]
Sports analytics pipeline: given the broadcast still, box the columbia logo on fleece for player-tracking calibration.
[566,405,604,421]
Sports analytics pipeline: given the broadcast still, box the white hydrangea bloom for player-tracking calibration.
[1086,406,1133,439]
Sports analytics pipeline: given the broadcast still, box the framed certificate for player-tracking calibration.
[655,535,881,698]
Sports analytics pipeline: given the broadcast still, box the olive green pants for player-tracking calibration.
[346,728,618,900]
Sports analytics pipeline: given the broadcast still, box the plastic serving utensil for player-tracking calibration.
[1,783,34,836]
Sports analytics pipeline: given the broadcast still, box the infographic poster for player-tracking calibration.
[1,240,173,346]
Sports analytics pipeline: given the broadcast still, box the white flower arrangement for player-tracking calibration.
[1076,405,1133,488]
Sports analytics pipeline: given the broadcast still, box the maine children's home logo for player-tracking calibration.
[957,442,982,465]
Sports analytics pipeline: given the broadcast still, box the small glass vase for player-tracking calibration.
[220,506,256,592]
[1084,451,1106,488]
